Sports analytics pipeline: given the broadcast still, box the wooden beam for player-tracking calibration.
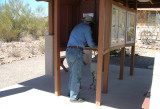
[95,0,106,106]
[134,0,137,10]
[119,47,125,80]
[130,45,135,76]
[124,0,128,7]
[137,3,160,8]
[103,52,110,93]
[49,0,54,35]
[54,0,61,96]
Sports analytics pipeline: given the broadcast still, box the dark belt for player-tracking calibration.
[68,46,83,50]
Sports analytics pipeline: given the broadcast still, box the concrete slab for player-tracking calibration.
[150,52,160,109]
[0,65,153,109]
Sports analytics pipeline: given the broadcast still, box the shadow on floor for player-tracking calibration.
[0,64,153,109]
[110,55,154,69]
[0,86,32,98]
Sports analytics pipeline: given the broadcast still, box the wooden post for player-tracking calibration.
[130,45,135,75]
[54,0,61,96]
[96,0,112,106]
[95,0,105,106]
[49,0,54,35]
[102,0,112,93]
[119,47,125,80]
[103,52,110,93]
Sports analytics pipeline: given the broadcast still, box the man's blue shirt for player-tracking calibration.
[67,22,97,49]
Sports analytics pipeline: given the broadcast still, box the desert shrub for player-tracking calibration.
[19,35,35,42]
[30,47,38,55]
[38,37,45,54]
[8,47,21,57]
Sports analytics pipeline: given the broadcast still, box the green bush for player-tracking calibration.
[0,0,48,42]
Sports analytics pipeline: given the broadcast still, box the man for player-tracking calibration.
[66,16,97,103]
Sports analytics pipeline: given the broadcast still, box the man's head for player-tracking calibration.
[82,16,94,24]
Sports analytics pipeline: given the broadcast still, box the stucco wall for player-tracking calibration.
[45,35,54,76]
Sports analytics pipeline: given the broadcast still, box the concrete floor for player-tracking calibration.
[0,64,153,109]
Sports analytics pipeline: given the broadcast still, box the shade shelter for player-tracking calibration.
[36,0,160,106]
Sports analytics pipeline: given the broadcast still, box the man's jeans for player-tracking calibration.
[66,48,83,100]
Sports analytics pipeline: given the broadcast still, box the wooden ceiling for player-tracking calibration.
[137,0,160,8]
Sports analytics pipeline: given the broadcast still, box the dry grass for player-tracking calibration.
[0,36,45,65]
[9,48,21,57]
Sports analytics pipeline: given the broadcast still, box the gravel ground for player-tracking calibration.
[0,55,45,89]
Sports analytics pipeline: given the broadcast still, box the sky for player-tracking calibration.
[0,0,48,17]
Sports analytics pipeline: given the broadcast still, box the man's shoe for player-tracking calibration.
[70,98,84,103]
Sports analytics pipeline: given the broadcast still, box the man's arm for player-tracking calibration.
[85,28,97,48]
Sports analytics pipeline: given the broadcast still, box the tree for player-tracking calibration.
[0,0,48,42]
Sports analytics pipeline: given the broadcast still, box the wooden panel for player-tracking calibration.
[59,0,100,49]
[60,5,73,48]
[60,0,80,50]
[54,0,61,96]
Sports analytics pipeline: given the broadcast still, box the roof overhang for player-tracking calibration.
[36,0,49,2]
[114,0,160,8]
[36,0,160,8]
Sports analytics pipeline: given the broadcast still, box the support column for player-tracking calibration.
[54,0,61,96]
[103,52,110,93]
[95,0,105,106]
[49,0,54,35]
[119,47,125,80]
[96,0,112,106]
[130,46,135,76]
